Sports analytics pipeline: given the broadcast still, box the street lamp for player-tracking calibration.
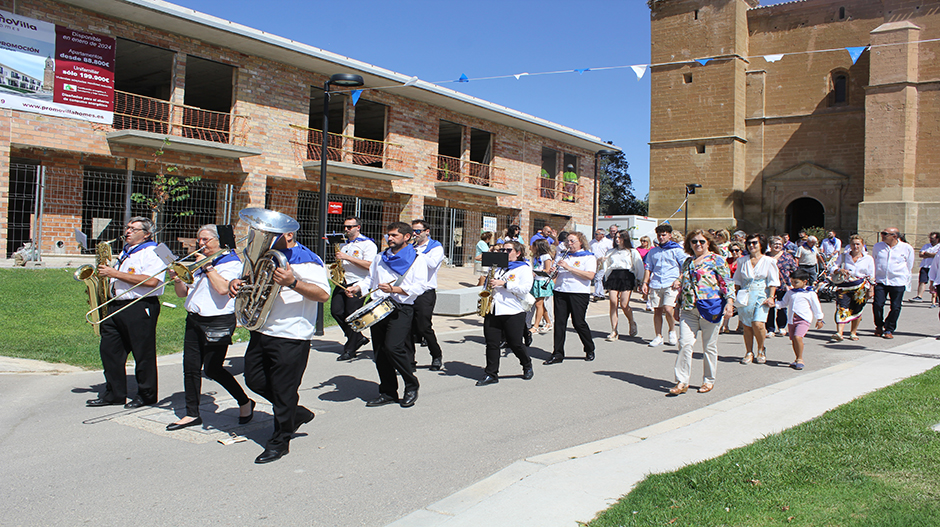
[684,183,702,234]
[317,73,364,335]
[592,149,619,234]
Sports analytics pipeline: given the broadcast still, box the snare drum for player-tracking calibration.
[346,297,396,332]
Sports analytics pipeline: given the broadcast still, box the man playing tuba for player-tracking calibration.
[86,217,165,409]
[332,216,377,361]
[229,227,330,464]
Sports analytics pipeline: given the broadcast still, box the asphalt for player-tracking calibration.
[1,263,938,526]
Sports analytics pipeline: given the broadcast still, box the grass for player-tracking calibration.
[589,365,940,527]
[1,268,336,369]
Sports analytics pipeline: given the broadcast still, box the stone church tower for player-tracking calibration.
[648,0,940,242]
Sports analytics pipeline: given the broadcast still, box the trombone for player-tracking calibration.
[84,242,240,326]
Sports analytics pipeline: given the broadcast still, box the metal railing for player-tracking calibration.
[289,124,404,170]
[537,175,582,203]
[432,155,505,188]
[112,90,250,146]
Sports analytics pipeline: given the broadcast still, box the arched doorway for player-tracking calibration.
[785,197,825,238]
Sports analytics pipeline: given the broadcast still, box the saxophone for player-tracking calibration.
[329,242,346,284]
[477,266,497,316]
[73,240,115,336]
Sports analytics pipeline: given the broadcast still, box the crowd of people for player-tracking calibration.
[82,214,937,464]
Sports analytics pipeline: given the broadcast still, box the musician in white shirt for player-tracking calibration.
[229,229,330,463]
[347,222,428,408]
[86,217,165,409]
[166,225,253,431]
[333,217,378,361]
[544,232,597,364]
[476,240,535,386]
[411,219,445,371]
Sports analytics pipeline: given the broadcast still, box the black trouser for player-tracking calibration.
[766,289,787,333]
[552,291,594,357]
[244,332,311,450]
[799,264,818,285]
[484,312,531,377]
[412,289,442,359]
[331,285,367,353]
[371,304,418,397]
[182,313,249,418]
[98,297,160,403]
[873,283,905,333]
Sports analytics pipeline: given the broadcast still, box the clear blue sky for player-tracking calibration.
[176,0,791,198]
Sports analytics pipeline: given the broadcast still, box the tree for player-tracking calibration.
[131,137,201,241]
[598,148,648,216]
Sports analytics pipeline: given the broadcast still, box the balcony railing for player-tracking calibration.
[433,155,505,187]
[290,124,403,170]
[537,175,582,203]
[112,90,249,146]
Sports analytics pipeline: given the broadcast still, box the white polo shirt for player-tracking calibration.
[260,257,331,341]
[872,241,915,287]
[554,252,596,294]
[340,236,378,286]
[492,262,534,316]
[415,239,445,290]
[112,242,165,300]
[183,256,241,316]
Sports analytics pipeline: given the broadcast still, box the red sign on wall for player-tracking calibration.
[327,202,343,214]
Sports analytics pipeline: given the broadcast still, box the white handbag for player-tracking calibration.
[734,289,750,308]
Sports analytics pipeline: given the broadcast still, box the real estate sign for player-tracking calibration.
[0,10,114,123]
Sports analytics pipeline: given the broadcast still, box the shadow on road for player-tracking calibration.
[594,370,672,393]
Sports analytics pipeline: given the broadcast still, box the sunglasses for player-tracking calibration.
[343,225,359,229]
[731,248,742,252]
[747,241,760,245]
[690,239,707,245]
[496,248,513,253]
[412,229,424,234]
[880,231,896,237]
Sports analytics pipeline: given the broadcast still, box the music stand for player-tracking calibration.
[481,251,509,269]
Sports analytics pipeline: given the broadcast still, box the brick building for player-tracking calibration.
[648,0,940,241]
[1,0,616,263]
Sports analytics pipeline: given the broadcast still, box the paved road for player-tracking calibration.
[1,289,937,526]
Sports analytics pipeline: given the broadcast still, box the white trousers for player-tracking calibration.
[674,309,721,385]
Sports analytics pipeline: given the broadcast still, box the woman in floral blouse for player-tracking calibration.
[766,236,798,337]
[669,230,734,395]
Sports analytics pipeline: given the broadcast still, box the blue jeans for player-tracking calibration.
[872,283,905,333]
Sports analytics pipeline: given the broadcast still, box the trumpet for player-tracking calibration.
[170,248,235,284]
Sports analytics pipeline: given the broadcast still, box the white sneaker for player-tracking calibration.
[648,335,664,347]
[629,321,638,337]
[645,300,652,311]
[667,331,677,346]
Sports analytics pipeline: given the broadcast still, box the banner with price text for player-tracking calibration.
[0,9,114,123]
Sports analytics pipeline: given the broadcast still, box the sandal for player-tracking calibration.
[698,383,714,394]
[668,383,688,395]
[755,351,767,364]
[848,334,860,341]
[830,333,844,342]
[740,352,754,364]
[539,325,553,334]
[789,361,805,370]
[605,332,619,342]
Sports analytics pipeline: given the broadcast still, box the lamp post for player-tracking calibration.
[316,73,364,336]
[684,183,702,234]
[592,149,619,234]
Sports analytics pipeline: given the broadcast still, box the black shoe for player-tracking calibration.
[430,357,443,371]
[238,400,256,425]
[524,331,533,347]
[337,351,356,361]
[254,446,289,464]
[366,394,398,407]
[124,396,156,409]
[355,337,371,352]
[522,366,534,380]
[585,351,595,362]
[543,355,564,365]
[400,390,418,408]
[295,406,315,431]
[420,338,428,347]
[166,417,203,431]
[86,397,123,407]
[475,375,499,386]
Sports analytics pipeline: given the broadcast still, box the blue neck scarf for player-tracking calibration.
[660,241,681,250]
[569,250,592,257]
[194,250,241,277]
[282,243,324,266]
[790,287,813,293]
[345,235,373,245]
[382,244,417,275]
[507,260,528,270]
[418,238,442,254]
[118,240,157,267]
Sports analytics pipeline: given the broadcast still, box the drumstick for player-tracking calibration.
[329,278,349,291]
[364,280,396,297]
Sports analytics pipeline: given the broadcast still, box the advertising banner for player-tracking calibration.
[0,10,114,123]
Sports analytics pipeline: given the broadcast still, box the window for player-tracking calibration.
[562,154,579,203]
[540,147,557,199]
[696,144,706,154]
[437,120,462,181]
[830,72,848,106]
[839,7,846,20]
[694,9,699,20]
[468,128,493,185]
[684,73,693,84]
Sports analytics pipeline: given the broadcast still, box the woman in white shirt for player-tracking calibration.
[476,241,535,386]
[734,233,780,365]
[602,231,645,341]
[543,232,596,364]
[830,234,875,341]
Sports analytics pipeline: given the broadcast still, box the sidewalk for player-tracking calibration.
[389,336,940,527]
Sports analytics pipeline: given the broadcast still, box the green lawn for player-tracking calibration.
[2,268,336,369]
[589,365,940,526]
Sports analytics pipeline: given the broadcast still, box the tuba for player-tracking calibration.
[234,208,300,331]
[477,266,497,316]
[73,239,116,336]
